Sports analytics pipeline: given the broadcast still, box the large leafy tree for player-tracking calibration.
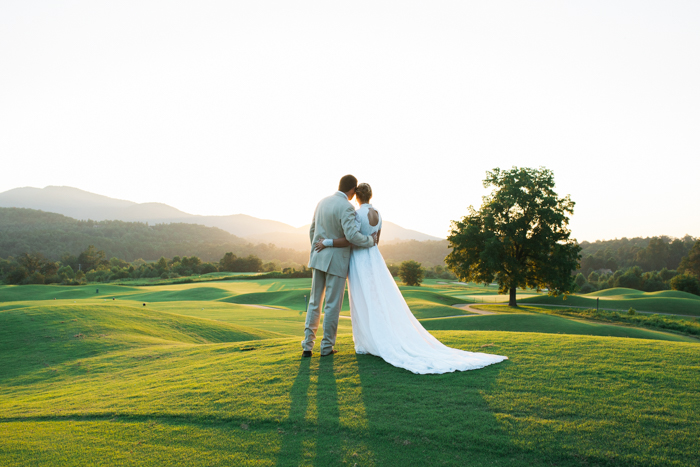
[446,167,581,306]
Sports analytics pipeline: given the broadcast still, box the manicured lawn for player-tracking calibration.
[420,312,696,342]
[2,281,699,466]
[149,301,353,336]
[1,314,698,466]
[520,287,700,316]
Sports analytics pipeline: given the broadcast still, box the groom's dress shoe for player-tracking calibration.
[321,349,338,357]
[302,350,312,358]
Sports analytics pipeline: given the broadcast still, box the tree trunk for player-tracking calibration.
[508,286,517,307]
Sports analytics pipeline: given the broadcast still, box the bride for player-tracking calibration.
[314,183,507,375]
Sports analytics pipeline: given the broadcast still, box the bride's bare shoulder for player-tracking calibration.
[367,207,379,227]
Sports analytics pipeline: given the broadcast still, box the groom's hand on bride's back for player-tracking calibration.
[372,232,379,245]
[314,239,326,252]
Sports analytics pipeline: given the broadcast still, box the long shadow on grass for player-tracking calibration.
[354,354,549,466]
[275,357,344,467]
[313,356,341,465]
[275,358,313,466]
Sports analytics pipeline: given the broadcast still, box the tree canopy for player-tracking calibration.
[678,240,700,278]
[578,235,696,274]
[446,167,581,306]
[399,260,424,286]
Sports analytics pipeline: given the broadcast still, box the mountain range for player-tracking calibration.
[0,186,442,251]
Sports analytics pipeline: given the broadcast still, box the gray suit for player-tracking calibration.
[302,192,375,355]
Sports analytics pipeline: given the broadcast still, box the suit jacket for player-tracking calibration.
[308,192,375,277]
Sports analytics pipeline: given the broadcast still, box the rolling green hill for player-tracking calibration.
[0,301,281,381]
[146,301,354,336]
[420,313,695,342]
[0,279,478,320]
[1,323,698,466]
[520,287,700,316]
[1,280,699,465]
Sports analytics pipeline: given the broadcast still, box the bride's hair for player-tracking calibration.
[355,183,372,204]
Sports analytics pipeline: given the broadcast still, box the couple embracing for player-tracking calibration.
[301,175,506,374]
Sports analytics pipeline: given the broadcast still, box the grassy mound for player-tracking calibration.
[521,290,700,316]
[0,301,281,381]
[0,284,142,302]
[124,286,233,302]
[3,280,700,465]
[224,290,313,312]
[1,325,698,466]
[587,287,700,301]
[147,301,353,336]
[420,313,695,342]
[586,287,646,297]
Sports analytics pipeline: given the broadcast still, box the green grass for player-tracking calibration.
[108,271,266,286]
[1,316,698,465]
[420,312,696,342]
[520,287,700,316]
[224,290,317,312]
[125,286,235,302]
[147,301,354,336]
[2,281,700,465]
[5,281,699,318]
[396,288,472,318]
[0,280,476,320]
[0,284,143,301]
[0,301,282,381]
[475,304,700,338]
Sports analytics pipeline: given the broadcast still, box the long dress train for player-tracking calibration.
[347,204,507,374]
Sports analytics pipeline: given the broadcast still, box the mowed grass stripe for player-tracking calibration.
[4,282,700,318]
[1,332,698,466]
[147,301,353,337]
[521,287,700,316]
[420,313,696,342]
[0,302,282,382]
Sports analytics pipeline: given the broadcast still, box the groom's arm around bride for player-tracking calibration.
[301,175,375,358]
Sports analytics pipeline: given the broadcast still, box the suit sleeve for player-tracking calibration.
[309,205,317,246]
[341,205,375,247]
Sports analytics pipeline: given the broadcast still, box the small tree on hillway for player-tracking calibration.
[399,260,424,286]
[446,167,581,307]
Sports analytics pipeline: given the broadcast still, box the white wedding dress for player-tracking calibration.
[347,204,508,374]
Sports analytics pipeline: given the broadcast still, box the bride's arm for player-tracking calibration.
[314,237,350,252]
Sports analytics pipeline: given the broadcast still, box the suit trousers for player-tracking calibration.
[302,268,347,355]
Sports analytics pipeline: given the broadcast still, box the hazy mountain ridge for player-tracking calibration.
[0,186,442,250]
[0,207,309,264]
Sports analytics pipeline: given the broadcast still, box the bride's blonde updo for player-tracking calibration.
[355,183,372,204]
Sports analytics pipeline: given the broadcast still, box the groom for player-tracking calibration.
[301,175,377,357]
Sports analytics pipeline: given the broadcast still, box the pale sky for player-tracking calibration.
[1,1,698,241]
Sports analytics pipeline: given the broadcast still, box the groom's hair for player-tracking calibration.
[338,175,358,193]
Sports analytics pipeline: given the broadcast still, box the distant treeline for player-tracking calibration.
[0,207,308,265]
[0,245,313,285]
[5,206,697,290]
[578,235,696,273]
[574,238,700,295]
[379,236,700,273]
[1,207,454,269]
